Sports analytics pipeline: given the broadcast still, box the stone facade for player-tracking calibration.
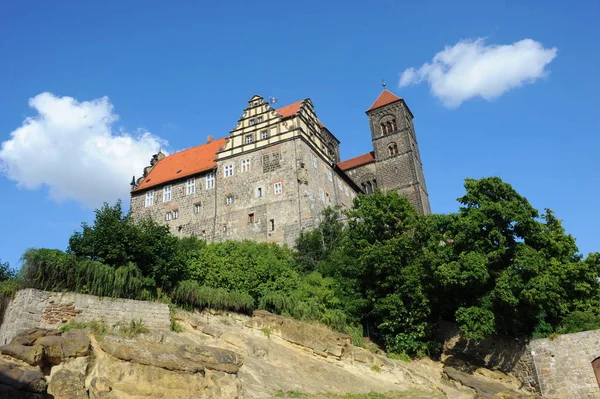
[0,289,171,344]
[130,90,430,246]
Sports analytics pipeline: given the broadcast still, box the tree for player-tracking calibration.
[0,259,14,282]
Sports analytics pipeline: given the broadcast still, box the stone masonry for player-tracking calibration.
[0,288,171,344]
[130,90,430,246]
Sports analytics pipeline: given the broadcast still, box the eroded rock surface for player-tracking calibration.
[0,308,536,399]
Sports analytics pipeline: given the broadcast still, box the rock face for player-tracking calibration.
[0,308,536,398]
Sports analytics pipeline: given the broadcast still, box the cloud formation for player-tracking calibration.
[399,38,557,108]
[0,93,165,208]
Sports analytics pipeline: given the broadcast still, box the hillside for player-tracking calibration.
[0,290,534,399]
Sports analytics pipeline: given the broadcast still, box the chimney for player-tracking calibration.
[207,135,213,143]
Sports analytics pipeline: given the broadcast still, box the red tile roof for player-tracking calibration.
[134,137,227,192]
[338,151,375,171]
[367,89,402,112]
[275,100,304,118]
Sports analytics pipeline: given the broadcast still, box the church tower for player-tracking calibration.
[366,89,431,214]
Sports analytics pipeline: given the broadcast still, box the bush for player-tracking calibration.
[172,280,255,314]
[557,310,600,334]
[21,249,155,300]
[116,318,149,338]
[59,320,108,336]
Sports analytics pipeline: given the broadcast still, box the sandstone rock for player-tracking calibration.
[98,334,243,374]
[444,366,531,399]
[0,383,44,399]
[34,336,63,365]
[47,369,87,399]
[11,329,57,346]
[60,331,91,358]
[88,377,115,399]
[0,359,46,393]
[0,344,43,366]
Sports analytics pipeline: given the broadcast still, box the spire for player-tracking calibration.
[366,89,402,112]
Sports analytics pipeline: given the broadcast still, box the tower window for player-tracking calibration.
[391,119,397,131]
[226,195,233,205]
[248,213,255,223]
[256,187,263,197]
[194,203,201,214]
[388,143,399,156]
[270,219,275,231]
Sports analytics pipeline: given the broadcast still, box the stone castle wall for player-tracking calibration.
[441,322,600,398]
[0,289,171,344]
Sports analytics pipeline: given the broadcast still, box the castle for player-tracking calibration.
[130,89,430,247]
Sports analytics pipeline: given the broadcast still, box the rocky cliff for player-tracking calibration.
[0,292,537,399]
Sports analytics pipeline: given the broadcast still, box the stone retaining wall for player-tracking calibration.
[0,289,171,344]
[440,321,600,398]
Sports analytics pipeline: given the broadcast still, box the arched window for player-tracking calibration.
[386,122,392,134]
[391,119,397,131]
[381,123,386,135]
[388,143,398,156]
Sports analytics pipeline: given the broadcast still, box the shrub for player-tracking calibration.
[171,280,255,314]
[59,320,108,336]
[557,310,600,335]
[117,318,149,338]
[387,352,411,362]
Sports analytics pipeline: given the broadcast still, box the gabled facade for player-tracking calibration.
[130,90,430,247]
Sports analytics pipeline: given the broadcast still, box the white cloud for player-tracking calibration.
[399,38,558,108]
[0,92,166,208]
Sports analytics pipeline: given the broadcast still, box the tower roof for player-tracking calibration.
[367,89,402,112]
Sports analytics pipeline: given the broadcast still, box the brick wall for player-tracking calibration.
[0,289,171,344]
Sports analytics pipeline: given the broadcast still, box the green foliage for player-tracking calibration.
[387,352,411,362]
[344,325,365,347]
[21,248,154,299]
[0,259,15,282]
[455,307,496,341]
[171,280,255,314]
[67,201,191,290]
[59,320,108,336]
[274,390,308,398]
[261,327,272,338]
[116,318,149,338]
[170,319,184,333]
[370,364,381,373]
[557,310,600,334]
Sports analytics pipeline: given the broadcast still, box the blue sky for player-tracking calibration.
[1,1,598,269]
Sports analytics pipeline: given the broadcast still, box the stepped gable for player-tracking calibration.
[134,137,227,192]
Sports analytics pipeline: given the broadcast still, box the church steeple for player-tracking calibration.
[364,89,431,214]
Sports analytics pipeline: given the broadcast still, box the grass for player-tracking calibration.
[115,318,149,338]
[261,327,272,338]
[59,319,108,336]
[275,390,308,398]
[386,352,411,363]
[170,319,184,332]
[370,364,381,373]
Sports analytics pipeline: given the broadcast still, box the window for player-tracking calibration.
[319,188,325,202]
[249,118,257,125]
[245,134,253,144]
[248,213,255,223]
[256,187,263,198]
[186,178,195,195]
[311,154,317,168]
[194,204,201,214]
[173,210,179,219]
[388,143,399,156]
[391,119,397,131]
[206,172,215,189]
[224,164,234,178]
[261,130,269,139]
[274,182,282,194]
[327,170,333,182]
[241,159,251,172]
[165,212,172,221]
[257,116,263,123]
[163,185,172,202]
[145,191,154,207]
[226,195,233,205]
[269,219,275,231]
